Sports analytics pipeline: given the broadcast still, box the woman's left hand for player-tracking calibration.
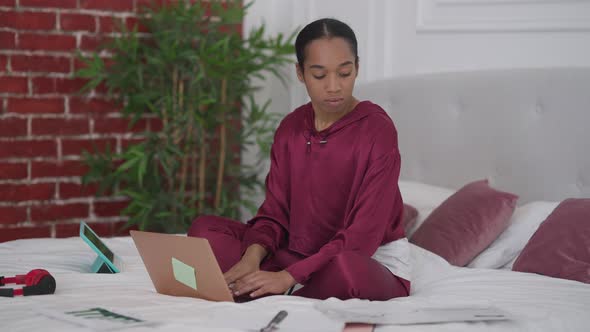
[233,270,296,298]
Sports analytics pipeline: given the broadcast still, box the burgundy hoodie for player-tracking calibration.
[242,100,405,283]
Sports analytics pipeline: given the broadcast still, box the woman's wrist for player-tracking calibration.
[242,244,268,265]
[280,270,297,288]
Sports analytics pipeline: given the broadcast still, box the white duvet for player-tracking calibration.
[1,236,589,332]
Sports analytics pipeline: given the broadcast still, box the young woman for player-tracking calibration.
[188,18,410,301]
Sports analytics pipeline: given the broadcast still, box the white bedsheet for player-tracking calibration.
[1,236,589,332]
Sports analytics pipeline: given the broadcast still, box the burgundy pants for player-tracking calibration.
[188,215,410,301]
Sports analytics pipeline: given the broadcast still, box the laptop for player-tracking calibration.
[130,230,234,302]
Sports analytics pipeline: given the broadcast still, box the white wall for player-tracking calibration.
[244,0,590,113]
[240,0,590,216]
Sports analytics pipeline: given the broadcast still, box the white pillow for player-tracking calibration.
[398,180,455,238]
[501,256,518,270]
[467,201,559,269]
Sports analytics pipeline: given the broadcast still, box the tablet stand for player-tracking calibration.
[91,256,115,274]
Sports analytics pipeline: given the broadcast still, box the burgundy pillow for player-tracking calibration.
[513,198,590,284]
[402,203,419,235]
[410,179,518,266]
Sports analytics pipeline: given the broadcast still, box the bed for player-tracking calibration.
[2,67,590,331]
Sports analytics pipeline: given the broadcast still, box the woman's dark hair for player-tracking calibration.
[295,18,358,70]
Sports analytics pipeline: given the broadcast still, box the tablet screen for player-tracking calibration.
[82,224,114,262]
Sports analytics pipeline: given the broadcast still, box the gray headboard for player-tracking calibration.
[356,68,590,203]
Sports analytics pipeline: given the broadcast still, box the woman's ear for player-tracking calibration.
[355,61,359,78]
[296,63,305,83]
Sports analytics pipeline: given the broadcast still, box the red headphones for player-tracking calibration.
[0,269,56,297]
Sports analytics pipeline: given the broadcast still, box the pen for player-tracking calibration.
[260,310,288,332]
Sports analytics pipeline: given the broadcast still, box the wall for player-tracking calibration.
[239,0,590,217]
[245,0,590,112]
[0,0,220,242]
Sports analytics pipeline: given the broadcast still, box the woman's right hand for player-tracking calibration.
[224,257,259,287]
[223,244,268,286]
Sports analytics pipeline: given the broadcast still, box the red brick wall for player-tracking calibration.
[0,1,227,242]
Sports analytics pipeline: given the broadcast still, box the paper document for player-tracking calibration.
[316,299,511,325]
[35,307,160,331]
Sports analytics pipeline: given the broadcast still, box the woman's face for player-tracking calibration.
[296,37,358,115]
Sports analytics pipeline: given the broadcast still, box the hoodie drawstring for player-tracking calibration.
[306,132,328,153]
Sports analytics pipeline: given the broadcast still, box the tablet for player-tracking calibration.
[79,222,123,273]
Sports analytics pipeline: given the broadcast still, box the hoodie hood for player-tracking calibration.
[304,100,382,137]
[303,100,384,150]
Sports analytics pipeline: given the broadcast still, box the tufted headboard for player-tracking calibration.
[355,68,590,203]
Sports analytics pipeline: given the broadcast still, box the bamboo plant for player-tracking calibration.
[77,0,295,233]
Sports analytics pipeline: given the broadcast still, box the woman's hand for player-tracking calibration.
[232,270,296,298]
[224,257,260,286]
[224,244,267,286]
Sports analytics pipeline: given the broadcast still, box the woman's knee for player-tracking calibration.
[186,215,246,273]
[187,215,243,237]
[330,252,409,300]
[329,251,369,293]
[297,251,408,300]
[295,251,366,300]
[335,252,409,300]
[187,215,216,237]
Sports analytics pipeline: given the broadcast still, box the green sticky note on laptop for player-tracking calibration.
[171,257,197,290]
